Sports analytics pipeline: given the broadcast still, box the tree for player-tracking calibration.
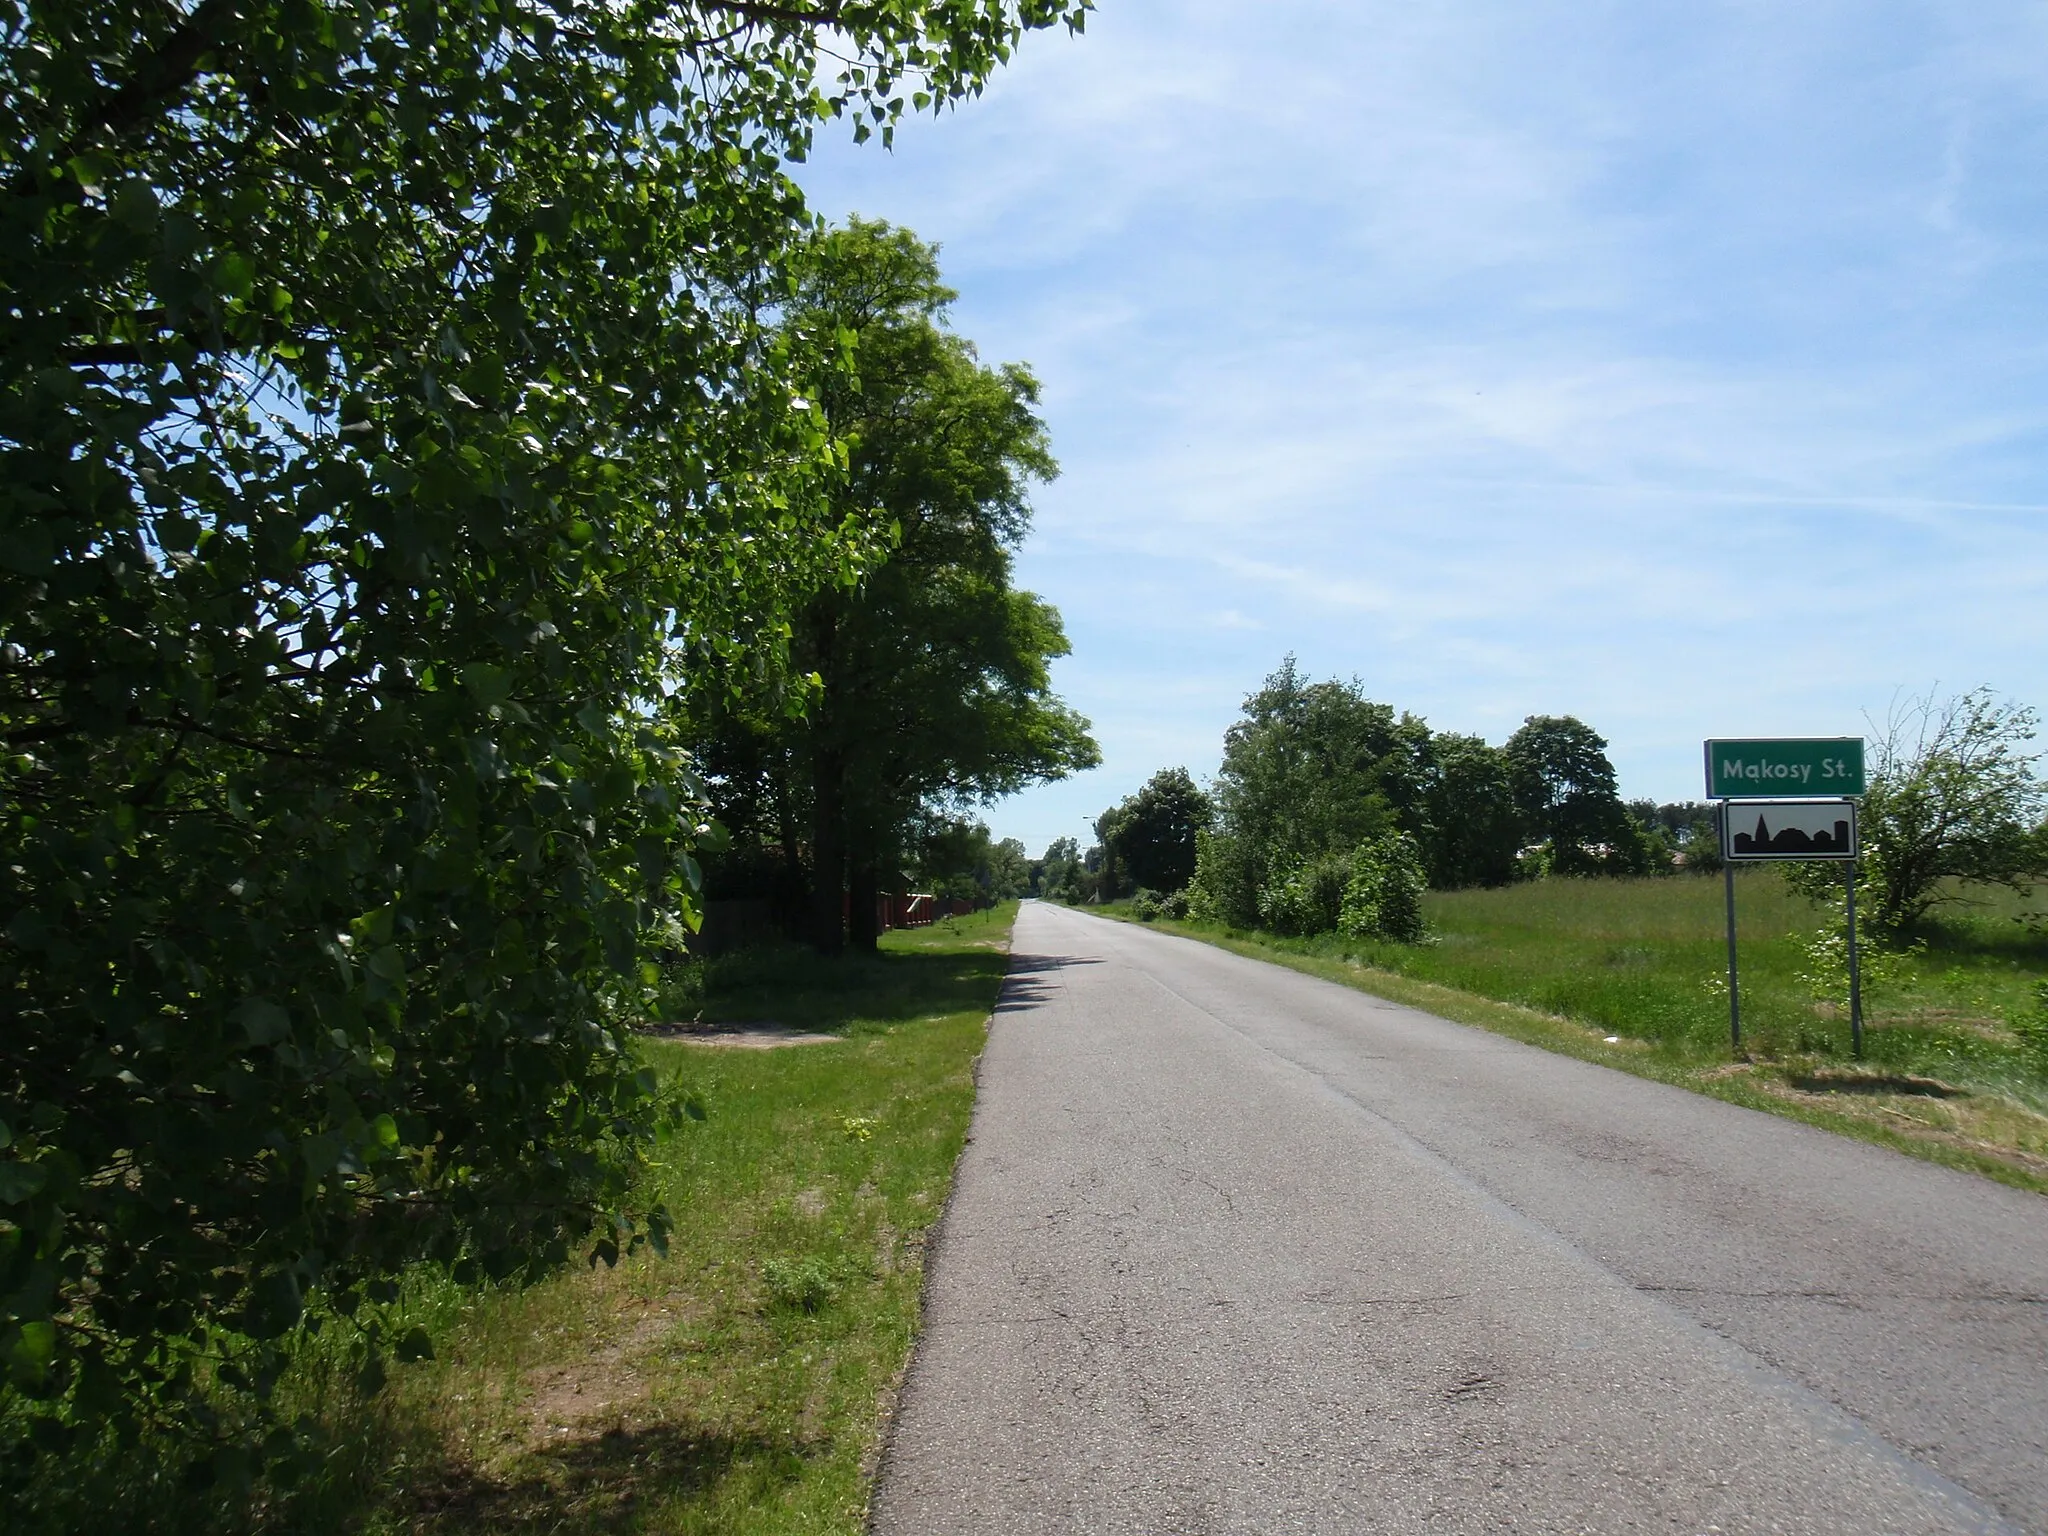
[1,0,1089,1477]
[1092,803,1132,902]
[1036,835,1084,902]
[1100,767,1213,894]
[1209,658,1427,892]
[1504,715,1636,876]
[1792,690,2048,931]
[696,221,1097,952]
[905,819,1028,904]
[988,837,1033,901]
[1419,734,1520,888]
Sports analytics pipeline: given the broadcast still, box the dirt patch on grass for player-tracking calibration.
[400,1422,808,1533]
[640,1021,847,1048]
[1748,1070,2048,1181]
[520,1299,687,1444]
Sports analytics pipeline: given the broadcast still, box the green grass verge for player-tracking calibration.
[1095,875,2048,1196]
[364,905,1016,1534]
[26,905,1015,1536]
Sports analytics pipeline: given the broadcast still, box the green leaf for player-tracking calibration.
[235,998,290,1046]
[217,250,256,300]
[7,1321,57,1383]
[0,1161,49,1204]
[109,180,160,230]
[461,663,514,708]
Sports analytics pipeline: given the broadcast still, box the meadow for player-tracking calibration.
[1127,872,2048,1191]
[17,907,1017,1536]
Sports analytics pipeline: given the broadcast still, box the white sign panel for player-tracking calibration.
[1721,799,1857,862]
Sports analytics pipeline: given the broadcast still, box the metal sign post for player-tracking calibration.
[1722,804,1741,1053]
[1846,864,1863,1058]
[1706,738,1864,1060]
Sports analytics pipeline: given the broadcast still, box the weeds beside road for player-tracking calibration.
[1103,876,2048,1195]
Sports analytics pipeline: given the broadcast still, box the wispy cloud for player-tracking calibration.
[799,0,2048,851]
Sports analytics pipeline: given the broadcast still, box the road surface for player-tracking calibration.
[872,901,2048,1534]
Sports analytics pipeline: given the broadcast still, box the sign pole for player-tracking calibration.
[1845,859,1863,1060]
[1721,804,1741,1055]
[1705,738,1865,1063]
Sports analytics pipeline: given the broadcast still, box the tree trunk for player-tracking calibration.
[848,859,881,953]
[808,753,846,956]
[773,747,807,940]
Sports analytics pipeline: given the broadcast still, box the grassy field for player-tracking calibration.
[28,905,1015,1536]
[1113,874,2048,1192]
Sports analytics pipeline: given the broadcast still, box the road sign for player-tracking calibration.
[1721,799,1857,861]
[1705,738,1864,799]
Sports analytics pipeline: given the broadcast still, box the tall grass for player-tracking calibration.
[1222,872,2045,1087]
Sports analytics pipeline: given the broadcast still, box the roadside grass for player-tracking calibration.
[357,905,1014,1535]
[1100,876,2048,1194]
[25,906,1014,1536]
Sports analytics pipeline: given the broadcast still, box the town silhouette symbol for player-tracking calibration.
[1730,813,1851,856]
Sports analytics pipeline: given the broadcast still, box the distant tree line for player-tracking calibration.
[1044,657,1728,939]
[1049,667,2048,948]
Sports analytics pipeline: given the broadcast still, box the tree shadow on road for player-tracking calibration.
[994,952,1101,1016]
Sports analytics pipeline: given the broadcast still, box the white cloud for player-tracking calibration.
[796,0,2048,851]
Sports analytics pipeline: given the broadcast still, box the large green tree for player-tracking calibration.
[1,0,1088,1473]
[1209,657,1429,886]
[1420,733,1521,888]
[1503,715,1641,876]
[1100,767,1213,894]
[696,221,1096,952]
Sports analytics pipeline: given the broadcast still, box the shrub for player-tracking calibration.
[1188,830,1262,928]
[1795,924,1924,1011]
[1159,889,1191,921]
[1259,852,1351,936]
[1339,833,1429,942]
[1130,889,1163,922]
[762,1256,844,1315]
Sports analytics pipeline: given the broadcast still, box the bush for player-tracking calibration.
[1259,852,1351,936]
[1159,889,1190,921]
[1187,830,1262,928]
[1796,924,1924,1010]
[1130,889,1163,922]
[1339,834,1429,942]
[762,1256,845,1314]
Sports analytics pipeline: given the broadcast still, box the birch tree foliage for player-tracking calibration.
[0,0,1089,1472]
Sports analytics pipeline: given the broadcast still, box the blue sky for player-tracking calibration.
[794,0,2048,857]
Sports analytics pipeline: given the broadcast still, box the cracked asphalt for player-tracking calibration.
[870,902,2048,1534]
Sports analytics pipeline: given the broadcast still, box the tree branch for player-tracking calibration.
[12,0,244,198]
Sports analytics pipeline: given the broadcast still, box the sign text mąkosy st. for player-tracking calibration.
[1704,738,1865,800]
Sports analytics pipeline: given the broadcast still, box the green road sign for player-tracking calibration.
[1705,738,1864,799]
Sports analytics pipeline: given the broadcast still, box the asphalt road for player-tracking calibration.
[871,901,2048,1535]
